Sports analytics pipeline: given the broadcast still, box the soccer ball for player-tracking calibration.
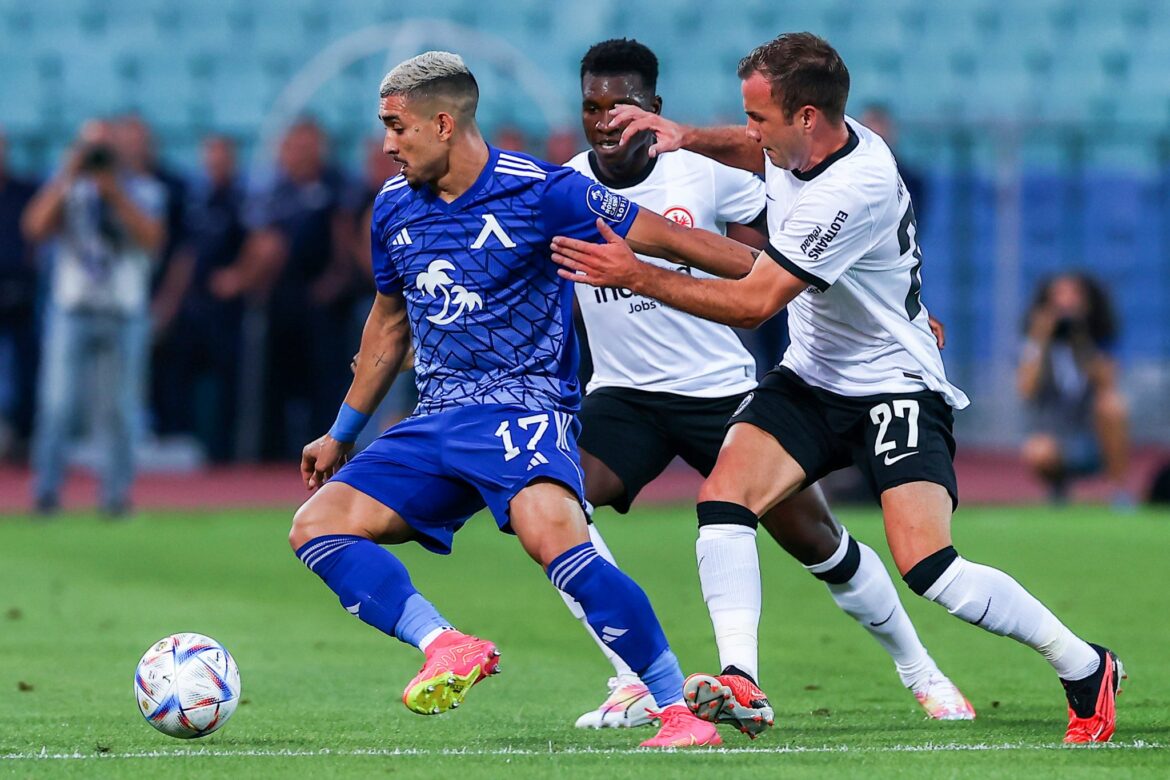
[134,633,241,739]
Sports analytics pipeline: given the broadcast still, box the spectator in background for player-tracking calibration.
[21,119,165,515]
[492,125,529,153]
[212,119,353,459]
[113,115,189,440]
[1018,273,1132,507]
[543,127,579,165]
[150,135,247,462]
[0,129,40,460]
[860,103,927,227]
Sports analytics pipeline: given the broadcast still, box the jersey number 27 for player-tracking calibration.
[897,200,924,321]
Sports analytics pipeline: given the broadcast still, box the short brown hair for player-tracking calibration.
[737,33,850,123]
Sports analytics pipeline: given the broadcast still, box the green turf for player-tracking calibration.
[0,503,1167,778]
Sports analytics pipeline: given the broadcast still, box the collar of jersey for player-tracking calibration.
[419,144,500,212]
[791,124,859,182]
[586,150,658,190]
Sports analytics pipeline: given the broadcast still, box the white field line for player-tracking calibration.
[0,741,1163,761]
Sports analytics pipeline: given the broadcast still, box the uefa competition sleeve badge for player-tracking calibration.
[586,184,632,221]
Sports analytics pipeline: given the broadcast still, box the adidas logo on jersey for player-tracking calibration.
[526,451,549,471]
[600,626,628,644]
[391,228,412,246]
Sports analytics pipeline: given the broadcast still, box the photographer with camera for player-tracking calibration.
[21,119,165,516]
[1018,272,1133,508]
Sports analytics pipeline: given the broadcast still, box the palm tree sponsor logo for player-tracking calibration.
[415,259,484,325]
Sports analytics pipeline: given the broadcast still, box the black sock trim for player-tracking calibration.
[814,536,861,585]
[696,501,759,529]
[720,664,758,686]
[902,545,959,596]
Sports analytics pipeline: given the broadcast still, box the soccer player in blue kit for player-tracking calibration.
[287,51,757,747]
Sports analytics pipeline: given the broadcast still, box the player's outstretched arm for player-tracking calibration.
[301,290,410,489]
[553,219,806,329]
[608,105,764,174]
[625,208,758,279]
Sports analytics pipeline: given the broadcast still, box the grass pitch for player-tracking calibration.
[0,502,1167,778]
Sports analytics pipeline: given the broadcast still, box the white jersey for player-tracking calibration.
[567,149,761,397]
[764,117,969,409]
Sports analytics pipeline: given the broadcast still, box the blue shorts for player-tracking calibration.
[332,404,585,554]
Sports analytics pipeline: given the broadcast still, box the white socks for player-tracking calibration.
[557,523,635,679]
[696,523,762,682]
[806,531,936,689]
[923,556,1100,680]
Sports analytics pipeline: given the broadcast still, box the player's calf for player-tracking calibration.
[547,542,685,708]
[904,545,1120,739]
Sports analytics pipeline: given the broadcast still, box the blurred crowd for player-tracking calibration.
[0,111,1136,513]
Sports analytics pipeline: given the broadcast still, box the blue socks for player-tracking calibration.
[296,534,450,648]
[548,542,682,706]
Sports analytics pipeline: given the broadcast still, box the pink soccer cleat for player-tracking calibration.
[401,630,501,715]
[639,704,722,748]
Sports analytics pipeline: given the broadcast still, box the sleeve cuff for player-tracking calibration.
[764,244,830,292]
[612,202,640,238]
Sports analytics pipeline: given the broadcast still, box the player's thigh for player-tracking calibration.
[699,422,807,514]
[311,415,485,555]
[577,389,675,512]
[701,371,843,514]
[447,406,590,561]
[852,390,959,510]
[670,392,746,477]
[290,481,416,549]
[758,483,843,566]
[509,478,590,568]
[579,448,625,509]
[881,481,954,575]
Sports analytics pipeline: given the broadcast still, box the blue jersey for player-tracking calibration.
[370,146,639,416]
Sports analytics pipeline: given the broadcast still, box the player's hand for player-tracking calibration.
[928,315,946,349]
[552,219,642,290]
[607,105,683,158]
[300,434,354,490]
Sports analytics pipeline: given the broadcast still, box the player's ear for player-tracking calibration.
[435,112,456,142]
[651,95,663,115]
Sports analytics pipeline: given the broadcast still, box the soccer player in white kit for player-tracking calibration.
[553,33,1123,745]
[561,38,972,736]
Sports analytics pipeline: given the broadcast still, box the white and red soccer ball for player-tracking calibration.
[134,633,241,738]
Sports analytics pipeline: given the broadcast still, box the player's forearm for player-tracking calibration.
[682,126,764,174]
[627,211,756,279]
[627,262,773,329]
[344,310,411,413]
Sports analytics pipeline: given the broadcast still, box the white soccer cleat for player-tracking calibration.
[574,676,655,729]
[912,672,976,720]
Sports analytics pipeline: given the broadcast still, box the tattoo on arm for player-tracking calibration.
[373,352,388,367]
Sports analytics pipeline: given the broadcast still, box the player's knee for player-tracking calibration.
[901,545,960,599]
[697,472,745,506]
[289,499,335,551]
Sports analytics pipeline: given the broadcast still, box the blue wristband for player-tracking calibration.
[328,403,371,444]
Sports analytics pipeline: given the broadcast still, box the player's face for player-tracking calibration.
[741,72,809,170]
[379,95,445,187]
[581,72,659,174]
